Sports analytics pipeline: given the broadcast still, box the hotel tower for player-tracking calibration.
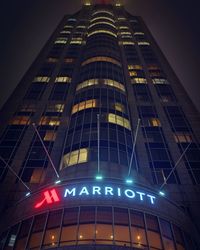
[0,0,200,249]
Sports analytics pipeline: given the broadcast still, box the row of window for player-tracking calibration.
[1,207,193,250]
[76,79,125,92]
[81,56,121,67]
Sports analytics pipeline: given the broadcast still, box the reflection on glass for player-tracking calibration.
[115,225,130,246]
[147,230,162,249]
[43,228,59,248]
[131,227,147,248]
[95,224,113,245]
[78,224,95,244]
[60,225,77,246]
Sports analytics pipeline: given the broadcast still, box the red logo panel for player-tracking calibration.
[35,189,60,208]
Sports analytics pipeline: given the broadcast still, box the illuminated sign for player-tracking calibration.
[35,189,60,208]
[34,184,156,208]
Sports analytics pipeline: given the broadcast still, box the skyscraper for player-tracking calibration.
[0,0,200,249]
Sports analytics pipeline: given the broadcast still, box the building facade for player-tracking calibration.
[0,1,200,249]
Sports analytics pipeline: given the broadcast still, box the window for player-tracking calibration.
[70,38,83,45]
[47,57,58,63]
[9,116,30,125]
[39,116,60,126]
[88,21,116,29]
[63,58,75,63]
[152,78,168,84]
[138,41,150,46]
[128,65,142,70]
[129,71,137,77]
[119,26,129,29]
[108,113,131,130]
[54,38,68,44]
[90,16,115,23]
[114,103,125,113]
[81,57,121,67]
[55,76,71,83]
[92,10,114,16]
[46,104,65,113]
[33,76,50,83]
[76,79,125,92]
[131,78,147,84]
[71,99,97,114]
[150,118,161,127]
[174,133,193,143]
[88,30,117,38]
[120,41,135,45]
[30,169,43,183]
[62,148,88,168]
[43,131,57,141]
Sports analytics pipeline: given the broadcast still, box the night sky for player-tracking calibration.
[0,0,200,111]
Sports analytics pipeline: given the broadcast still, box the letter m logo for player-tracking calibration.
[35,189,60,208]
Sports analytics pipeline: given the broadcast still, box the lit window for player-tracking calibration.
[120,41,135,45]
[114,103,125,113]
[134,32,145,35]
[9,116,30,125]
[68,18,76,22]
[77,25,86,29]
[92,10,114,16]
[76,79,125,92]
[91,16,115,23]
[60,30,71,34]
[20,104,36,112]
[84,0,91,6]
[39,116,60,126]
[128,65,142,70]
[33,76,50,83]
[88,30,117,38]
[118,17,126,21]
[46,104,65,113]
[119,26,129,29]
[120,32,131,35]
[64,25,73,29]
[82,57,121,67]
[129,71,137,77]
[152,78,168,84]
[72,99,97,114]
[121,35,132,38]
[54,38,68,44]
[88,21,116,29]
[63,58,75,63]
[43,131,57,141]
[47,57,58,63]
[55,76,71,83]
[70,37,83,45]
[131,78,147,84]
[150,118,161,127]
[62,148,88,168]
[148,65,160,70]
[174,133,193,143]
[30,169,43,184]
[108,113,131,130]
[138,41,150,46]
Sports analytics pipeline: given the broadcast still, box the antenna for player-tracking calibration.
[126,119,141,184]
[0,156,31,192]
[32,123,60,179]
[96,114,103,180]
[159,142,192,191]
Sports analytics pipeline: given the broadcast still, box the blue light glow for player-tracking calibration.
[55,180,61,184]
[25,192,31,197]
[159,191,165,196]
[95,175,103,180]
[126,178,133,184]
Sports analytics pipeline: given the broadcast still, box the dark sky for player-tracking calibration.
[0,0,200,111]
